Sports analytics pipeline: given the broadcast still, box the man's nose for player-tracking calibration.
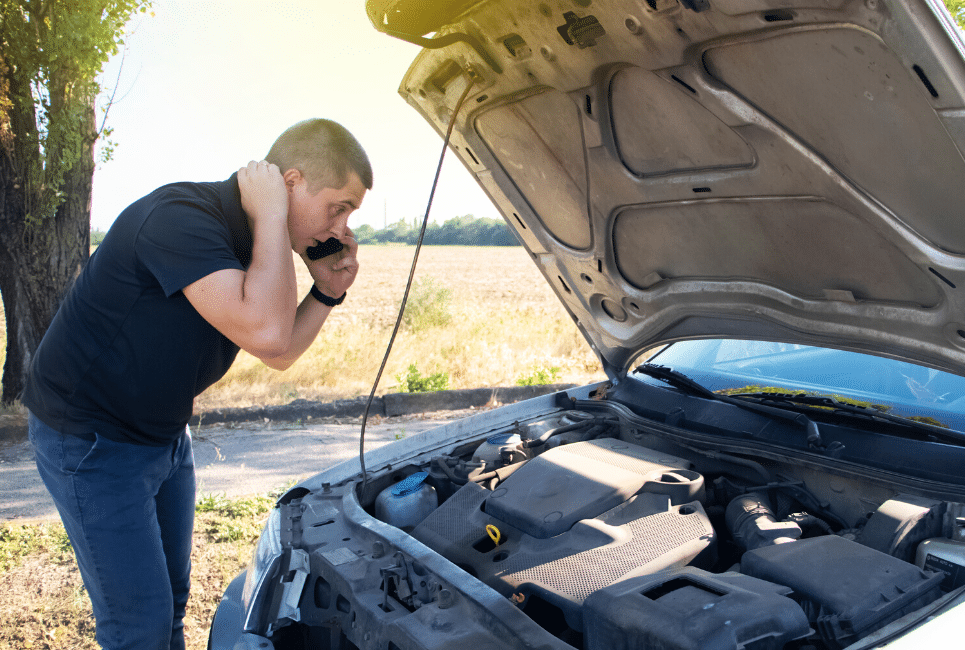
[329,214,349,239]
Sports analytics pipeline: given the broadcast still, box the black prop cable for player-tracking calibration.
[357,74,476,494]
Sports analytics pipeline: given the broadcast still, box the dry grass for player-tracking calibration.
[194,245,605,410]
[0,504,269,650]
[0,245,604,411]
[0,554,98,649]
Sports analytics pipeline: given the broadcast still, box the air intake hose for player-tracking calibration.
[726,491,803,551]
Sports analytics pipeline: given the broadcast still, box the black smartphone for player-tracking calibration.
[306,237,344,260]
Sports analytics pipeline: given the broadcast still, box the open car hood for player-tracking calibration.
[369,0,965,380]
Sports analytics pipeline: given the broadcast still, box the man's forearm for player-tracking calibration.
[222,160,299,357]
[243,215,299,335]
[259,292,332,371]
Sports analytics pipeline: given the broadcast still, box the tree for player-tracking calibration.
[353,223,376,244]
[0,1,150,404]
[945,1,965,30]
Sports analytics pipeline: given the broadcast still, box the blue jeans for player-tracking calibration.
[28,412,195,650]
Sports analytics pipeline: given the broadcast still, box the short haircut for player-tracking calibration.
[266,119,373,193]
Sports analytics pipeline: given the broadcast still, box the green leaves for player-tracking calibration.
[944,0,965,30]
[1,0,153,227]
[395,363,450,393]
[516,364,562,386]
[195,492,275,543]
[0,521,73,572]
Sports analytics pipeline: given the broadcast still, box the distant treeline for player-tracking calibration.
[355,215,520,246]
[90,215,521,248]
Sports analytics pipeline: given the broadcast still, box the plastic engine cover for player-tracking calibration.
[484,438,699,539]
[741,535,944,648]
[411,439,715,631]
[583,567,811,650]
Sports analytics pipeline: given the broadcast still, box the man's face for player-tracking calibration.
[285,169,367,254]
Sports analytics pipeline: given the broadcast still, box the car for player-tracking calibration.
[209,0,965,648]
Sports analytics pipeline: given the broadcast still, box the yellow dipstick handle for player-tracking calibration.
[486,524,502,547]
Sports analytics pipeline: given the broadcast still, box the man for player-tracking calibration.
[24,118,372,650]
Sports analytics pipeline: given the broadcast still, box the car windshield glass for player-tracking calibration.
[642,340,965,430]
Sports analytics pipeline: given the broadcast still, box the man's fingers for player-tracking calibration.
[239,160,278,177]
[237,161,287,224]
[333,257,359,272]
[340,235,359,254]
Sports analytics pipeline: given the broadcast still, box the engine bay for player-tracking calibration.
[261,399,965,650]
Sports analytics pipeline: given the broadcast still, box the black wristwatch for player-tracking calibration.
[309,285,346,307]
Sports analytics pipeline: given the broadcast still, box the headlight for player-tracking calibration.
[241,507,282,632]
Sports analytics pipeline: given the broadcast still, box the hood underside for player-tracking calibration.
[371,0,965,379]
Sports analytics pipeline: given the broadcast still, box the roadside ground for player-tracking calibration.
[0,384,570,520]
[0,410,475,521]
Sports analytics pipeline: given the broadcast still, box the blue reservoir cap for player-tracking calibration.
[487,433,518,445]
[392,472,429,496]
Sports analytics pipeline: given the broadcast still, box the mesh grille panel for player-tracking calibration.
[500,508,712,601]
[411,482,487,548]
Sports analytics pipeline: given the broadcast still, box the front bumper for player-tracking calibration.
[208,572,273,650]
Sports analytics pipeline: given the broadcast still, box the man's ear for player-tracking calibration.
[282,168,303,190]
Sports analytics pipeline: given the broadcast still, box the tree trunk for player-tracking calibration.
[0,102,94,405]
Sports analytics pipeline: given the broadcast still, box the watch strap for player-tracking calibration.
[310,285,346,307]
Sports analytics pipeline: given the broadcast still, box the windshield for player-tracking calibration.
[642,340,965,430]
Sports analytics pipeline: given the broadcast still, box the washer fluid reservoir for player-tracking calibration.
[375,472,438,532]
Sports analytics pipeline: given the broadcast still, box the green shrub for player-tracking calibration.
[402,277,452,330]
[395,363,450,393]
[0,522,73,572]
[196,492,274,518]
[196,493,275,543]
[516,365,562,386]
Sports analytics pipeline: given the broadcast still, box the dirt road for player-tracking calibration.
[0,412,466,521]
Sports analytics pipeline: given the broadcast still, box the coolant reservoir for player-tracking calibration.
[472,433,522,465]
[375,472,438,532]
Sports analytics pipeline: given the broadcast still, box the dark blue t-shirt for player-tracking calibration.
[23,175,253,445]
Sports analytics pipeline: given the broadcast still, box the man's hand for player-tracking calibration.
[301,228,360,298]
[238,160,288,225]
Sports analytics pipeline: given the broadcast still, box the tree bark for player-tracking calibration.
[0,101,94,404]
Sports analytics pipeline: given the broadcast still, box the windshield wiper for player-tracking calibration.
[635,364,832,452]
[729,392,965,444]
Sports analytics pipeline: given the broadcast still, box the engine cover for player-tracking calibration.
[485,438,705,538]
[411,440,714,630]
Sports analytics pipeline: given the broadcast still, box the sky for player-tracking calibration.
[89,0,504,231]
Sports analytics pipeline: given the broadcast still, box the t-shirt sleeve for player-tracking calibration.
[135,199,245,297]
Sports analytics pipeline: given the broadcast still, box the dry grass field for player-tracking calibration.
[1,496,276,650]
[0,245,605,413]
[194,245,605,410]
